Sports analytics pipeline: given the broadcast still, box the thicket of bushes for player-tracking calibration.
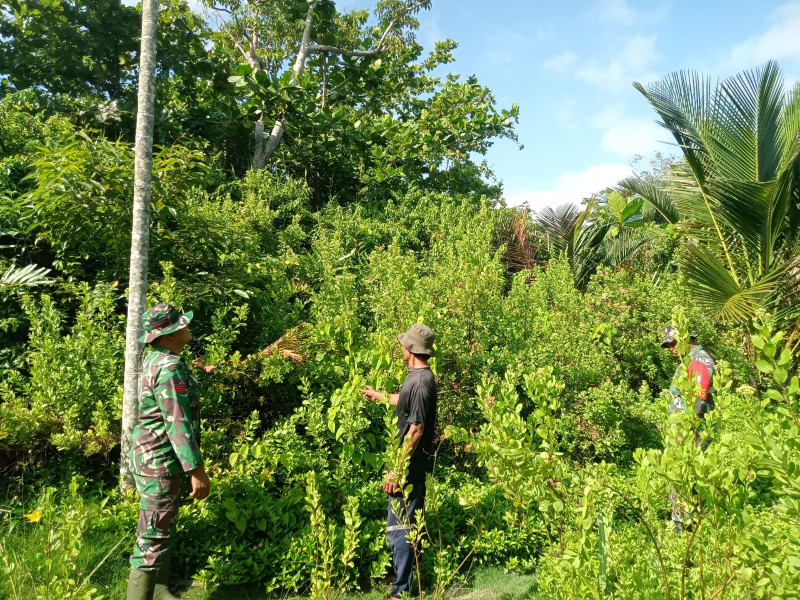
[2,13,800,598]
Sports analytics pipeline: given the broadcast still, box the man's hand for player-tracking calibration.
[361,385,386,402]
[189,465,211,500]
[191,359,217,374]
[383,471,399,494]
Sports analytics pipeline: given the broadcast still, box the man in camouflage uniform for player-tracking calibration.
[127,304,210,600]
[661,324,716,531]
[661,325,716,420]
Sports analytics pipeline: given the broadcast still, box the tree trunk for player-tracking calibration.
[120,0,159,490]
[253,116,285,168]
[253,117,265,169]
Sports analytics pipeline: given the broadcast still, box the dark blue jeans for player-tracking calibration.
[387,475,426,597]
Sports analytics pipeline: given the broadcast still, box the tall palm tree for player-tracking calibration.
[120,0,159,490]
[535,202,611,288]
[621,61,800,326]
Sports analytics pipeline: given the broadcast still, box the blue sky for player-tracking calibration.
[333,0,800,210]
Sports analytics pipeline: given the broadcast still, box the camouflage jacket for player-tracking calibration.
[668,345,716,416]
[130,346,202,476]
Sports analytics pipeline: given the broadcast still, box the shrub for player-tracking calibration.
[0,283,124,457]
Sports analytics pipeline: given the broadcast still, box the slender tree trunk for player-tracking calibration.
[120,0,159,490]
[253,117,265,169]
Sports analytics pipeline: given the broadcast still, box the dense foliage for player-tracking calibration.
[1,1,800,599]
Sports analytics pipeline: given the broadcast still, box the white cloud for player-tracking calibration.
[592,108,668,157]
[484,29,532,68]
[542,51,578,73]
[533,24,556,42]
[420,15,444,52]
[726,1,800,70]
[504,163,633,212]
[576,34,661,88]
[598,0,638,25]
[595,0,669,26]
[552,97,581,131]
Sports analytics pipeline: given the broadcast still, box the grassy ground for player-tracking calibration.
[175,567,536,600]
[1,498,536,600]
[0,526,536,600]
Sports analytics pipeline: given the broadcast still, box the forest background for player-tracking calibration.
[1,1,800,599]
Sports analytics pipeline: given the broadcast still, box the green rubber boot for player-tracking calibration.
[126,567,153,600]
[153,556,180,600]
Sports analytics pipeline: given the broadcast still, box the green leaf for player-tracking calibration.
[620,198,644,222]
[774,367,788,385]
[756,359,774,374]
[766,389,784,402]
[607,192,626,218]
[777,348,792,366]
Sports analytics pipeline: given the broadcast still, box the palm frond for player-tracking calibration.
[681,245,784,323]
[769,159,798,252]
[780,81,800,166]
[787,151,800,243]
[711,61,785,182]
[0,264,53,290]
[779,83,800,240]
[660,161,716,227]
[773,255,800,326]
[618,176,680,224]
[634,71,713,187]
[497,209,547,273]
[572,200,611,287]
[604,228,661,266]
[534,203,582,258]
[706,179,776,272]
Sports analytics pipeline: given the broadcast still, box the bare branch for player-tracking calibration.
[292,0,430,82]
[211,3,262,69]
[211,5,253,67]
[373,0,430,51]
[304,44,385,58]
[291,0,318,84]
[245,0,258,21]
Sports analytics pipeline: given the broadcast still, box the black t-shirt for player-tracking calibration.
[395,366,438,477]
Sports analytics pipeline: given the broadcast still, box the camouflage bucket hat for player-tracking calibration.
[397,323,436,357]
[139,303,193,344]
[660,324,697,347]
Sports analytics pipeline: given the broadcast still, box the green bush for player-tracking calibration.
[0,283,124,456]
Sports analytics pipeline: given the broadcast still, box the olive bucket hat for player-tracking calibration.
[660,324,697,348]
[139,303,193,344]
[397,323,436,357]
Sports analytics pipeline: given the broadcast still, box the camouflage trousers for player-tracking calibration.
[130,473,181,572]
[670,430,713,529]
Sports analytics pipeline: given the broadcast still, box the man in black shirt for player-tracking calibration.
[362,323,438,599]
